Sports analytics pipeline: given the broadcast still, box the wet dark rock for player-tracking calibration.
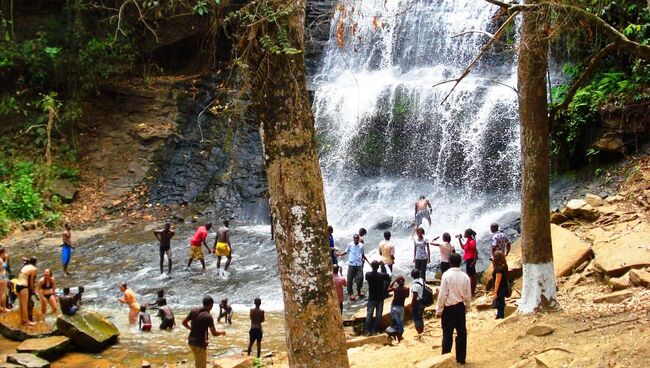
[56,312,119,353]
[371,216,393,230]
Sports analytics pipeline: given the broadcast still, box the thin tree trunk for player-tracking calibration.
[242,1,350,366]
[516,0,559,314]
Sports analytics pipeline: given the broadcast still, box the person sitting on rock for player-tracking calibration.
[37,268,58,318]
[157,298,175,330]
[139,305,153,332]
[217,298,233,325]
[59,287,80,316]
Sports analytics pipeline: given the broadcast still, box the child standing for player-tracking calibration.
[138,306,152,331]
[247,298,265,358]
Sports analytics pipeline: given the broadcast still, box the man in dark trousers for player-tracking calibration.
[435,253,472,365]
[182,296,226,368]
[365,260,390,335]
[154,223,175,274]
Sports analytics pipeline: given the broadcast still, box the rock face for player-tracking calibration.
[584,193,603,207]
[371,216,393,230]
[550,212,568,225]
[0,312,56,341]
[6,353,50,368]
[211,356,254,368]
[593,222,650,276]
[17,336,70,361]
[592,290,634,304]
[56,312,119,353]
[629,269,650,288]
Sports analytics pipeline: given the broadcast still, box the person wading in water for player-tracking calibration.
[61,223,74,277]
[414,195,432,230]
[154,223,175,274]
[214,220,233,272]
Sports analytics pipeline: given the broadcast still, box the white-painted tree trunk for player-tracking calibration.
[518,262,558,313]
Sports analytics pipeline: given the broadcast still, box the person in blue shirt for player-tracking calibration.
[338,234,369,301]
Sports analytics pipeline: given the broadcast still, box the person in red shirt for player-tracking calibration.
[457,228,478,296]
[187,224,212,270]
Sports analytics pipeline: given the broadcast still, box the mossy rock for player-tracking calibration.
[17,336,71,361]
[0,311,56,341]
[55,312,119,353]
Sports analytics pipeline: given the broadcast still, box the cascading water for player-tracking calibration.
[313,0,522,270]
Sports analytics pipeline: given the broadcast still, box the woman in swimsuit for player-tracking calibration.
[0,248,9,312]
[37,268,58,317]
[16,257,38,326]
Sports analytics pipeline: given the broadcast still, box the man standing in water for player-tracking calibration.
[183,295,225,368]
[213,220,232,272]
[414,195,432,229]
[154,223,175,274]
[118,282,140,326]
[61,223,74,277]
[247,297,265,358]
[187,223,212,271]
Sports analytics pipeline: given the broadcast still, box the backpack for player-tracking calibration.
[415,281,434,307]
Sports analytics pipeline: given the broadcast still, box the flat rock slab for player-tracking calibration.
[409,354,456,368]
[0,311,56,342]
[7,353,50,368]
[17,336,70,361]
[56,312,119,353]
[592,290,634,304]
[346,334,392,349]
[629,269,650,288]
[0,363,23,368]
[534,348,573,368]
[212,356,254,368]
[526,325,554,337]
[593,222,650,277]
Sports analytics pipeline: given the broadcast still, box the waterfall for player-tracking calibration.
[312,0,521,265]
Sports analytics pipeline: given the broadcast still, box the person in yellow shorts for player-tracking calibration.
[118,282,140,325]
[187,224,212,270]
[214,220,232,271]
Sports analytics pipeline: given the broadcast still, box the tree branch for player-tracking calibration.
[433,10,519,104]
[452,30,495,39]
[550,42,617,118]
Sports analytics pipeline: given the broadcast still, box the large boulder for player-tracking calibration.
[348,289,417,330]
[593,222,650,277]
[17,336,70,361]
[55,312,119,353]
[584,193,603,207]
[562,199,599,221]
[371,216,393,230]
[50,179,77,203]
[483,224,591,288]
[6,353,49,368]
[0,311,56,341]
[629,269,650,288]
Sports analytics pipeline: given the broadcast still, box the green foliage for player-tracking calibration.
[193,0,222,16]
[550,0,650,169]
[252,358,265,368]
[0,164,43,222]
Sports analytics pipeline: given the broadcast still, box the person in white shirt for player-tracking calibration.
[490,223,511,257]
[435,253,471,365]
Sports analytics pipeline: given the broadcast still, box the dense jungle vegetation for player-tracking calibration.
[0,0,648,236]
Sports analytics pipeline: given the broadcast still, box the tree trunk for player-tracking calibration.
[516,0,559,314]
[240,1,350,366]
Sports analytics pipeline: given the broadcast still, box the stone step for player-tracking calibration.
[16,336,70,361]
[7,353,50,368]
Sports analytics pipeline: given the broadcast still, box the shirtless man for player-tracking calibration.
[214,220,232,271]
[414,195,432,229]
[217,298,233,325]
[154,223,175,274]
[61,223,75,277]
[247,298,265,358]
[59,287,83,315]
[118,282,140,326]
[157,298,175,330]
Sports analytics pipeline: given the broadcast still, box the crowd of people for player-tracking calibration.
[329,196,513,365]
[4,194,513,367]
